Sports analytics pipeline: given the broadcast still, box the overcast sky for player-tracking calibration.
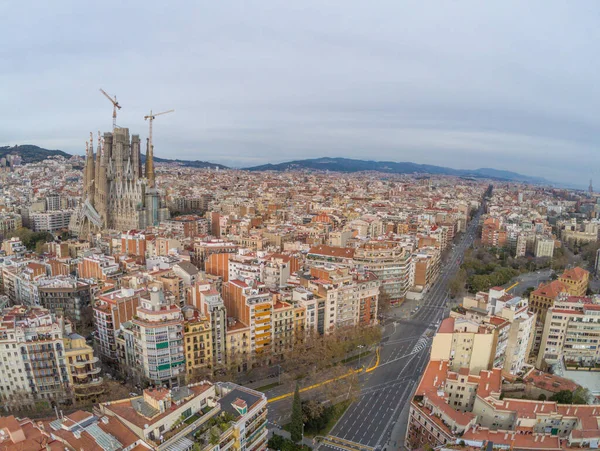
[1,1,599,186]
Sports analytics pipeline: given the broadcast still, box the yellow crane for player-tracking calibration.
[144,109,174,150]
[99,88,122,130]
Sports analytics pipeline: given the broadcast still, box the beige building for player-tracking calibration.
[431,317,496,374]
[63,332,104,402]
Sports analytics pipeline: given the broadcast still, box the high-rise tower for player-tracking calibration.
[69,127,169,236]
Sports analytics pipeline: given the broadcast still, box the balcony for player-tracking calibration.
[72,356,99,367]
[74,367,101,378]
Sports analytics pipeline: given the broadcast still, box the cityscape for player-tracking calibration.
[2,2,600,451]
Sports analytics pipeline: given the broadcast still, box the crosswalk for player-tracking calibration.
[411,336,429,354]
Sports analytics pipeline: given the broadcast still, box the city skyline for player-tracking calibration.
[2,1,599,185]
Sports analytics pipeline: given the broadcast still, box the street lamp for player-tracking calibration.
[357,345,365,369]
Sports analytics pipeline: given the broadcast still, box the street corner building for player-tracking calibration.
[69,128,169,237]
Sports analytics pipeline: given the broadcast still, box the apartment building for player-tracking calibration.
[353,240,413,302]
[0,306,72,410]
[1,237,26,256]
[99,382,268,451]
[272,299,294,357]
[77,252,120,281]
[121,229,150,262]
[36,275,94,323]
[183,305,213,380]
[193,280,227,368]
[0,212,22,239]
[226,317,251,372]
[431,317,496,374]
[29,210,73,232]
[306,245,355,267]
[481,217,507,247]
[222,279,273,359]
[63,332,103,402]
[558,266,590,297]
[132,287,185,386]
[93,287,142,361]
[534,236,555,258]
[537,295,600,368]
[193,238,238,270]
[460,289,536,376]
[412,246,441,290]
[407,358,600,450]
[0,410,149,450]
[529,280,568,324]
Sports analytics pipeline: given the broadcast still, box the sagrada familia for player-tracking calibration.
[69,127,169,236]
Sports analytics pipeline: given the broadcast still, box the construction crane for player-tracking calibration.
[144,109,174,150]
[99,88,121,130]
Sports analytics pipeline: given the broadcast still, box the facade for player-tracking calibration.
[537,295,600,368]
[353,241,413,302]
[69,128,169,236]
[558,266,589,297]
[222,279,273,360]
[36,276,93,323]
[132,287,185,386]
[0,212,22,239]
[183,305,213,380]
[94,287,142,361]
[29,210,73,232]
[272,300,294,358]
[534,236,555,258]
[431,317,496,374]
[226,318,251,372]
[193,280,227,368]
[529,280,568,326]
[460,289,536,376]
[0,306,72,410]
[63,332,104,402]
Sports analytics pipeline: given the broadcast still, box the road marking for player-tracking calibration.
[365,347,380,373]
[267,367,362,403]
[506,281,520,292]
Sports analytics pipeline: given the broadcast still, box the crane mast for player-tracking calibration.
[144,109,174,151]
[99,88,122,131]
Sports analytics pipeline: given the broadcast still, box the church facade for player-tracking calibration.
[69,128,169,236]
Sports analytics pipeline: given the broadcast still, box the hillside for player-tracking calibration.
[140,154,228,169]
[0,145,71,163]
[244,157,550,185]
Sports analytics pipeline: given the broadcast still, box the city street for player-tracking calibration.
[267,206,484,450]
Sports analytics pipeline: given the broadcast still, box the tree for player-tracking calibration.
[449,269,467,298]
[538,394,547,401]
[377,287,392,315]
[549,390,573,404]
[290,383,303,443]
[573,387,591,405]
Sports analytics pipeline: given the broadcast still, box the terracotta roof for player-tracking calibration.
[560,266,589,282]
[308,245,355,258]
[531,280,567,299]
[437,317,454,333]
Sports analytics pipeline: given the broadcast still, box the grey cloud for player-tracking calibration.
[1,0,599,186]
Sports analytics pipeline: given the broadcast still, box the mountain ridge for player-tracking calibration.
[2,146,551,185]
[244,157,550,185]
[0,145,71,163]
